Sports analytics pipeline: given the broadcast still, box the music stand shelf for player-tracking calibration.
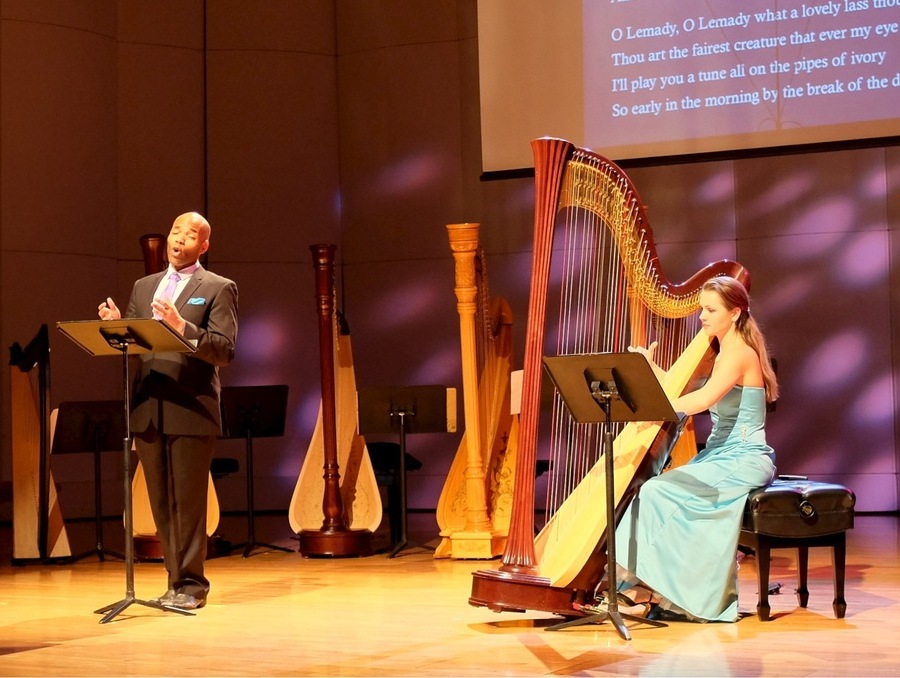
[541,351,679,641]
[57,318,197,623]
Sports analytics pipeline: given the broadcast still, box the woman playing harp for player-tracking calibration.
[616,275,778,623]
[469,137,751,617]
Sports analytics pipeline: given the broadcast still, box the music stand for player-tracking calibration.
[357,385,452,558]
[219,385,292,557]
[541,352,679,640]
[52,400,126,562]
[57,318,197,623]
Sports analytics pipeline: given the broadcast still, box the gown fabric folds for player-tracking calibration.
[614,385,776,622]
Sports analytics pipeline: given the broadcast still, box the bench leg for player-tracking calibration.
[797,545,810,608]
[756,539,772,621]
[833,532,847,618]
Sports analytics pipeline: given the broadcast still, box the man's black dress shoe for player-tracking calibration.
[160,592,207,610]
[153,590,176,605]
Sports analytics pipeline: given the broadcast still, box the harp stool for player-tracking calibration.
[739,477,855,621]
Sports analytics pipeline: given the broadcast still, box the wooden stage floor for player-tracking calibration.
[1,512,898,677]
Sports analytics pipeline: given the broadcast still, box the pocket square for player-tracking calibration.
[187,297,206,305]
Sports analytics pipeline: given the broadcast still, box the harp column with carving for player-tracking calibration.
[435,223,516,559]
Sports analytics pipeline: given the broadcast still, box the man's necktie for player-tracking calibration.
[154,271,181,319]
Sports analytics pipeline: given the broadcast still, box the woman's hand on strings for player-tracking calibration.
[628,341,658,363]
[629,341,666,382]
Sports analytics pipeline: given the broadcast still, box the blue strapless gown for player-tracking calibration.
[614,385,776,622]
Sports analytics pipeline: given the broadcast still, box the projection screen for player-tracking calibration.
[478,0,900,172]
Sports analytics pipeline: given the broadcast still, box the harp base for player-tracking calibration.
[298,528,373,558]
[469,568,591,618]
[435,530,505,560]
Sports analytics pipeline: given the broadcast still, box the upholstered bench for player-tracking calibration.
[739,477,855,621]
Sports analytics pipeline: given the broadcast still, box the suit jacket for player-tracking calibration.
[125,267,238,437]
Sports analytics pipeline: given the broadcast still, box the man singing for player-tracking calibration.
[98,211,238,610]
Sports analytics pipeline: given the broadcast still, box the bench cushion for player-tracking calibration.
[743,478,855,538]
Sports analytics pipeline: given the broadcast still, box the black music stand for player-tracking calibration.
[219,385,292,558]
[57,318,197,623]
[541,352,679,640]
[52,400,126,562]
[357,385,452,558]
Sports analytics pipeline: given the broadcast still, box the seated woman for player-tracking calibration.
[616,275,779,622]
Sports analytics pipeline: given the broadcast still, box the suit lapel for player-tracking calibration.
[175,269,205,311]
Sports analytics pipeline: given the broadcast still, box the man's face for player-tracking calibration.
[167,215,209,270]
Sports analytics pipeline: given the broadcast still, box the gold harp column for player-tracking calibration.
[446,223,494,557]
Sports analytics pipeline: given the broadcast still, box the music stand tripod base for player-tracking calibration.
[545,601,666,638]
[231,529,294,557]
[389,534,435,559]
[234,540,293,558]
[94,594,195,623]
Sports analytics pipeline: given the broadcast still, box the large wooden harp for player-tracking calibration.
[290,244,380,556]
[9,325,72,562]
[131,233,220,557]
[469,137,749,617]
[434,223,517,559]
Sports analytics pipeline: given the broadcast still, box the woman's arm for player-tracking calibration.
[671,349,747,416]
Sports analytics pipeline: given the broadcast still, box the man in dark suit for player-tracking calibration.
[99,212,238,610]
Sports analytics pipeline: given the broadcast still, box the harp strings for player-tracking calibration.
[543,153,702,521]
[474,248,495,455]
